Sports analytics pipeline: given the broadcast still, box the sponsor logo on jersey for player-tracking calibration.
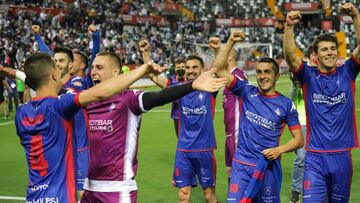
[245,110,276,130]
[26,197,59,203]
[22,114,44,126]
[312,93,346,105]
[89,119,113,132]
[182,105,207,115]
[29,183,49,191]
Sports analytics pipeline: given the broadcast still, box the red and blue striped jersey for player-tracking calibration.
[229,77,301,165]
[294,56,360,152]
[63,76,90,152]
[15,93,81,203]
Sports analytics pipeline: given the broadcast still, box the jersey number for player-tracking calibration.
[30,135,49,176]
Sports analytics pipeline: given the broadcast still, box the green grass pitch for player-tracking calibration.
[0,75,359,202]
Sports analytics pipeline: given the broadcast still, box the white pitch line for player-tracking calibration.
[0,195,25,200]
[0,121,14,126]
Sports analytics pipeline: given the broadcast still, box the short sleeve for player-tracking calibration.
[229,75,252,98]
[286,101,301,130]
[54,93,82,120]
[122,90,144,115]
[343,55,360,81]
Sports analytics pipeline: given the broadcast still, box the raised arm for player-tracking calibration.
[262,128,303,161]
[32,25,53,56]
[139,39,167,88]
[212,30,245,86]
[88,24,101,68]
[283,11,303,72]
[142,70,227,111]
[208,36,221,57]
[79,62,163,106]
[340,3,360,61]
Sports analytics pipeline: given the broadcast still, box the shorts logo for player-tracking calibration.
[332,184,340,192]
[264,187,271,195]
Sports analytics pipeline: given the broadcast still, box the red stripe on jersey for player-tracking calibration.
[351,54,360,67]
[350,80,359,148]
[302,84,311,150]
[29,135,49,176]
[294,61,305,75]
[74,93,83,108]
[63,120,77,203]
[288,125,301,131]
[82,109,90,148]
[233,159,256,167]
[227,76,238,89]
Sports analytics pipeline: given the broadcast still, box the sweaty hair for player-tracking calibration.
[73,50,89,71]
[312,33,338,53]
[185,54,204,68]
[174,57,185,65]
[96,52,122,73]
[54,47,74,62]
[24,53,55,90]
[258,57,279,74]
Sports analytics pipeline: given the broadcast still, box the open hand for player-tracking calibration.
[192,69,228,92]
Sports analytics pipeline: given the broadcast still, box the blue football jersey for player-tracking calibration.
[229,77,301,165]
[176,91,217,151]
[15,94,81,203]
[64,76,89,150]
[295,57,360,152]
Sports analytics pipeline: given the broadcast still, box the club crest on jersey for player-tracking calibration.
[198,93,204,101]
[274,108,281,116]
[109,103,116,112]
[72,81,82,87]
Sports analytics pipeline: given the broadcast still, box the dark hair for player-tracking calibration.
[54,47,74,62]
[73,50,89,71]
[185,54,204,67]
[258,57,279,74]
[96,51,122,72]
[312,33,338,53]
[305,45,315,58]
[174,57,185,65]
[24,53,55,90]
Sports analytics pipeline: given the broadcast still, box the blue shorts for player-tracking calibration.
[173,150,216,189]
[76,148,90,190]
[227,161,280,203]
[303,151,352,203]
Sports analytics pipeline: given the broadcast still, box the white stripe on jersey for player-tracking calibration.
[120,190,131,203]
[234,97,240,145]
[124,110,141,181]
[83,178,137,192]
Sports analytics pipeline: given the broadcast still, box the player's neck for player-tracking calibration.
[36,85,58,98]
[318,65,336,73]
[61,73,72,85]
